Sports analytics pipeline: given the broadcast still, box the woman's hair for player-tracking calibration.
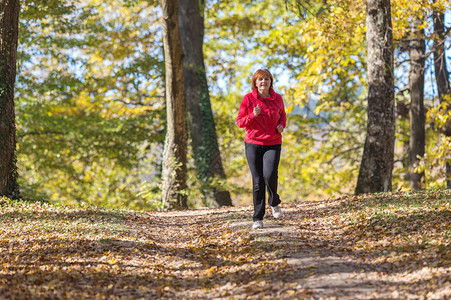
[251,69,273,91]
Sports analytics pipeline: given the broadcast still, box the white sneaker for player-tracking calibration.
[271,206,282,218]
[252,220,263,229]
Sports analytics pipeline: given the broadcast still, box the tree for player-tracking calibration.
[178,0,232,207]
[409,14,425,190]
[16,0,166,209]
[160,0,188,209]
[355,0,395,194]
[0,0,20,198]
[205,0,369,201]
[432,2,451,189]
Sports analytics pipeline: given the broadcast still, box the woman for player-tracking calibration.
[236,69,286,229]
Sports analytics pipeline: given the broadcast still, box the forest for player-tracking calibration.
[1,0,450,210]
[1,1,450,298]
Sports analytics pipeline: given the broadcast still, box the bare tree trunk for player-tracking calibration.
[161,0,188,209]
[409,15,425,190]
[178,0,232,207]
[355,0,395,194]
[0,0,20,198]
[432,4,451,189]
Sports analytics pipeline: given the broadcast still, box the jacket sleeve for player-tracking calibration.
[236,96,256,128]
[278,97,287,128]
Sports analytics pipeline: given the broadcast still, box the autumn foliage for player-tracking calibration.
[0,190,449,298]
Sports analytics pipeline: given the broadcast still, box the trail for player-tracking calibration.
[1,192,449,299]
[125,198,449,299]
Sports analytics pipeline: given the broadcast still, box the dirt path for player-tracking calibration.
[1,192,449,299]
[127,198,449,299]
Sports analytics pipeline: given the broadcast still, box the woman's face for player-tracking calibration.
[256,77,271,94]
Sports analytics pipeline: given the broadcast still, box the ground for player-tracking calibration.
[0,190,450,299]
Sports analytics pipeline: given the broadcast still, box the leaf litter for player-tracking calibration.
[0,190,449,299]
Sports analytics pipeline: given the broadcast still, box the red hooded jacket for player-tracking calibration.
[236,88,286,145]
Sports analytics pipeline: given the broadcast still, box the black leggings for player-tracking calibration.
[245,143,282,221]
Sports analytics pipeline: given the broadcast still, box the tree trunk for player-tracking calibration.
[178,0,232,207]
[161,0,188,209]
[432,4,451,189]
[355,0,395,194]
[0,0,20,198]
[409,15,425,190]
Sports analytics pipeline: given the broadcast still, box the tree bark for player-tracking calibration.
[432,4,451,189]
[355,0,395,194]
[161,0,188,209]
[178,0,232,207]
[409,15,425,190]
[0,0,20,198]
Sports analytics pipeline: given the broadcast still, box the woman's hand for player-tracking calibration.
[276,125,284,133]
[253,104,260,117]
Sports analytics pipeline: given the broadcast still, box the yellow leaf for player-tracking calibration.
[108,258,117,264]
